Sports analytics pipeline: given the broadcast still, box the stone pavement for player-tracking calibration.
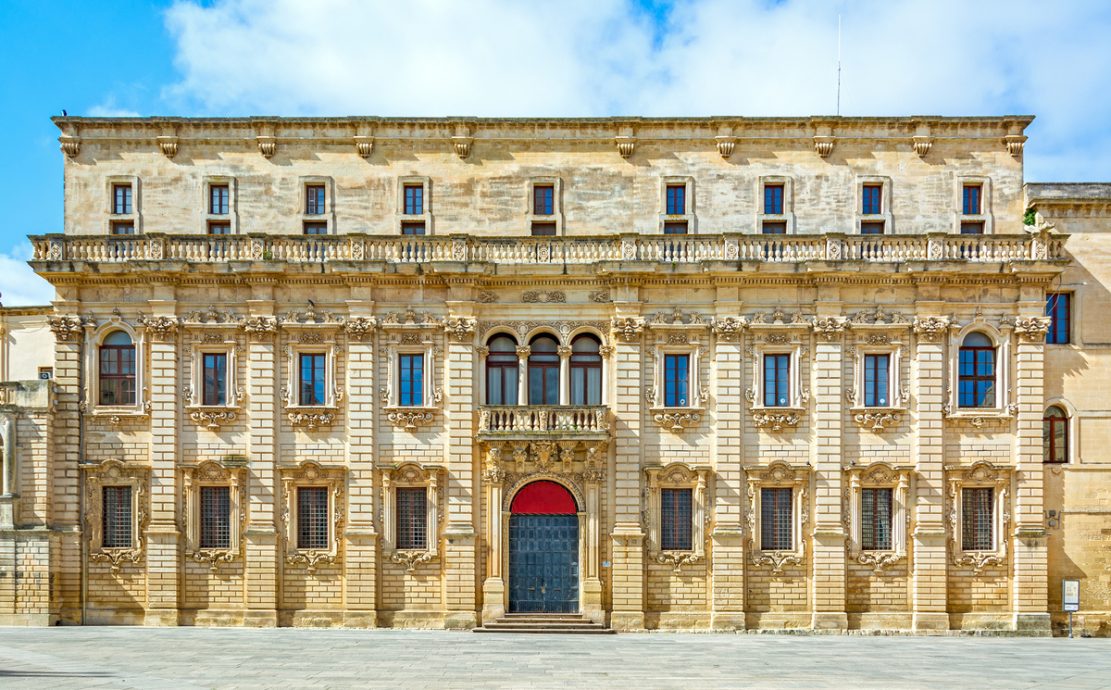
[0,627,1108,689]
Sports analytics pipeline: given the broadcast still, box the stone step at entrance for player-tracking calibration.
[473,613,615,634]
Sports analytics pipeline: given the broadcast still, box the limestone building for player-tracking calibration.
[1,115,1108,634]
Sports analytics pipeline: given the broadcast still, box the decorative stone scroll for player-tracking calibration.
[49,315,84,342]
[612,317,646,342]
[1010,316,1052,343]
[344,317,377,341]
[444,317,477,343]
[711,316,747,341]
[137,315,178,342]
[812,317,849,341]
[912,316,951,342]
[386,409,435,431]
[652,410,702,433]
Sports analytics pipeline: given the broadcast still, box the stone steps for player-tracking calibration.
[474,613,615,634]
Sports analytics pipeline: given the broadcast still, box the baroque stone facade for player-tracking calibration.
[0,115,1108,634]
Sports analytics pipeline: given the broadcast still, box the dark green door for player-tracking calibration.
[508,514,579,613]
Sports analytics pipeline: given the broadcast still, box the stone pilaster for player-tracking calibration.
[810,314,848,629]
[342,305,378,627]
[442,308,477,629]
[50,312,83,624]
[480,451,505,623]
[243,301,279,626]
[609,314,645,630]
[911,314,949,632]
[143,304,181,625]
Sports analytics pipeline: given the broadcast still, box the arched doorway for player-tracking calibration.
[508,480,579,613]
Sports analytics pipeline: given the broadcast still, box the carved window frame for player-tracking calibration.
[202,175,238,234]
[397,175,433,235]
[846,463,910,572]
[746,330,808,416]
[182,460,245,571]
[953,175,994,235]
[946,321,1012,420]
[382,462,442,572]
[856,175,893,235]
[84,460,149,572]
[280,461,346,574]
[527,176,563,235]
[755,175,795,234]
[85,319,148,418]
[105,175,142,234]
[188,338,242,408]
[281,330,344,428]
[646,463,709,571]
[384,341,438,408]
[747,462,809,573]
[946,462,1010,574]
[645,321,707,432]
[659,176,696,234]
[300,175,335,234]
[848,335,909,414]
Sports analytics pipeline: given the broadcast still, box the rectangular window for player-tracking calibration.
[99,340,136,406]
[112,184,133,215]
[102,486,133,549]
[863,353,891,407]
[663,221,689,235]
[862,184,883,215]
[665,184,686,215]
[530,222,557,236]
[303,222,328,235]
[761,221,787,235]
[958,346,995,408]
[202,352,228,406]
[403,184,424,216]
[763,354,790,407]
[962,184,982,215]
[663,353,690,407]
[760,487,793,551]
[396,487,427,550]
[860,487,893,551]
[207,221,232,235]
[533,184,554,216]
[401,221,426,235]
[209,184,230,215]
[199,485,231,550]
[398,353,424,407]
[305,185,326,215]
[961,487,994,552]
[110,221,135,235]
[660,488,693,551]
[1046,293,1071,345]
[296,486,329,550]
[860,221,886,235]
[764,184,784,215]
[298,352,326,406]
[960,221,985,235]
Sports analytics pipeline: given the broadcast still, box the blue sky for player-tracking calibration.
[2,0,1110,305]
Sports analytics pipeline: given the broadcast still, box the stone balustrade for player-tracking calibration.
[477,405,610,440]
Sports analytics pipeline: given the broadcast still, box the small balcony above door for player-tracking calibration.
[477,405,610,442]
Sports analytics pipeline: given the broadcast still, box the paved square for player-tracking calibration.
[0,628,1108,689]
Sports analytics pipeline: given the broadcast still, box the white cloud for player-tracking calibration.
[162,0,1111,180]
[0,243,55,307]
[87,99,142,117]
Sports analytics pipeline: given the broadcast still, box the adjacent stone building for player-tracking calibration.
[0,115,1107,634]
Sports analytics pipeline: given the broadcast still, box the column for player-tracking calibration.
[342,304,378,627]
[49,310,83,624]
[480,447,505,623]
[810,314,848,629]
[243,300,279,626]
[442,308,478,629]
[1011,310,1051,633]
[710,314,746,630]
[558,346,571,405]
[609,314,645,630]
[143,301,181,625]
[911,313,950,631]
[515,346,529,406]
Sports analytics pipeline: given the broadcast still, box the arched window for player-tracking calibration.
[569,334,602,405]
[528,335,560,405]
[486,335,519,405]
[1043,405,1068,463]
[958,332,995,408]
[99,331,136,406]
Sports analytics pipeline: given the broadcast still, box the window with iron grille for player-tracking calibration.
[1045,293,1070,345]
[961,487,994,551]
[199,486,231,550]
[102,485,133,549]
[209,184,229,215]
[660,488,693,551]
[863,353,890,407]
[296,487,329,550]
[202,352,227,406]
[764,184,784,215]
[396,487,427,550]
[299,352,326,406]
[962,184,982,215]
[1043,405,1068,464]
[112,184,133,215]
[99,331,136,405]
[398,353,424,406]
[403,184,424,215]
[862,184,882,215]
[664,353,690,407]
[763,353,790,407]
[861,487,893,550]
[958,333,995,408]
[305,185,326,215]
[760,487,793,551]
[533,184,554,216]
[666,184,686,215]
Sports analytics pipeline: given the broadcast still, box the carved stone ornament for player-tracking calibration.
[282,302,344,325]
[850,307,908,326]
[452,135,473,159]
[853,411,901,432]
[612,317,646,342]
[751,309,809,326]
[522,290,566,304]
[242,316,278,338]
[391,550,435,573]
[813,135,835,158]
[190,408,237,431]
[59,134,81,158]
[387,409,435,431]
[752,411,801,431]
[912,135,932,158]
[654,551,704,573]
[157,135,179,159]
[1011,316,1052,343]
[344,317,377,341]
[588,290,611,304]
[947,462,1009,574]
[353,135,374,158]
[751,549,804,575]
[138,315,178,342]
[184,307,241,325]
[912,316,951,342]
[711,316,747,341]
[444,317,477,343]
[615,135,636,159]
[85,460,149,574]
[653,411,702,433]
[812,317,849,341]
[287,411,336,430]
[49,315,84,342]
[381,308,440,327]
[715,135,737,159]
[477,290,498,304]
[256,134,277,159]
[1003,134,1026,159]
[280,463,345,574]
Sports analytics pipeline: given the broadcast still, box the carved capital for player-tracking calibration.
[344,316,378,341]
[49,315,84,342]
[138,315,179,342]
[912,316,951,342]
[444,317,476,343]
[612,317,645,342]
[242,316,278,340]
[711,316,747,341]
[1011,316,1051,343]
[812,317,849,341]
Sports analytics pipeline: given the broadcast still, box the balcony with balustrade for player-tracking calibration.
[476,405,610,442]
